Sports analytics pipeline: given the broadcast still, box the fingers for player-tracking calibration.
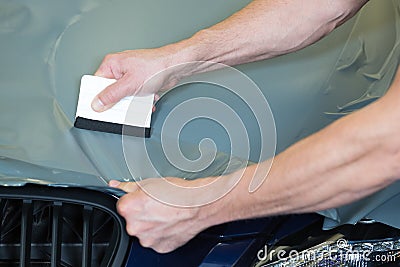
[152,94,160,112]
[92,51,168,112]
[109,180,139,193]
[92,54,131,112]
[94,54,120,79]
[91,75,136,112]
[94,65,114,79]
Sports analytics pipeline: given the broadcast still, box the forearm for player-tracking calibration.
[172,0,368,70]
[200,69,400,225]
[93,0,368,110]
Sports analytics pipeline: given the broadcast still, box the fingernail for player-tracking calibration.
[94,71,102,76]
[109,180,121,187]
[91,97,105,112]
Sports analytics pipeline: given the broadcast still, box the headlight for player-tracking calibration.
[259,237,400,267]
[254,221,400,267]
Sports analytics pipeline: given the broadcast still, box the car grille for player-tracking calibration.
[0,184,131,266]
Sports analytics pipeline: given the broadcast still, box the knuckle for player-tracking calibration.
[139,238,156,248]
[154,246,170,254]
[125,224,138,236]
[116,197,130,216]
[103,53,117,63]
[153,241,175,254]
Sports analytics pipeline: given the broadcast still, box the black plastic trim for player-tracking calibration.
[0,184,131,267]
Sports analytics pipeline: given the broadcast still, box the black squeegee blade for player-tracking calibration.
[74,117,150,138]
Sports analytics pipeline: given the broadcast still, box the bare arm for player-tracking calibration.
[186,0,367,66]
[112,66,400,253]
[210,68,400,224]
[92,0,368,111]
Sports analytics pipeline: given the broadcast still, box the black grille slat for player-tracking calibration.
[82,206,94,267]
[0,185,130,266]
[20,200,33,267]
[0,199,5,242]
[100,223,120,267]
[50,202,63,267]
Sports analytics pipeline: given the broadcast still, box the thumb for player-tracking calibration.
[91,75,138,112]
[109,180,139,193]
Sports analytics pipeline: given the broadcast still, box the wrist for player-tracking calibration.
[161,30,224,79]
[187,176,236,230]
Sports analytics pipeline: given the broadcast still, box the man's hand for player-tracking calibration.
[92,48,181,112]
[109,178,209,253]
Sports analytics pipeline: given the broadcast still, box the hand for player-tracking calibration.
[92,48,180,112]
[109,178,207,253]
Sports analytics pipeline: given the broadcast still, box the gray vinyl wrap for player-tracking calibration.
[0,0,399,229]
